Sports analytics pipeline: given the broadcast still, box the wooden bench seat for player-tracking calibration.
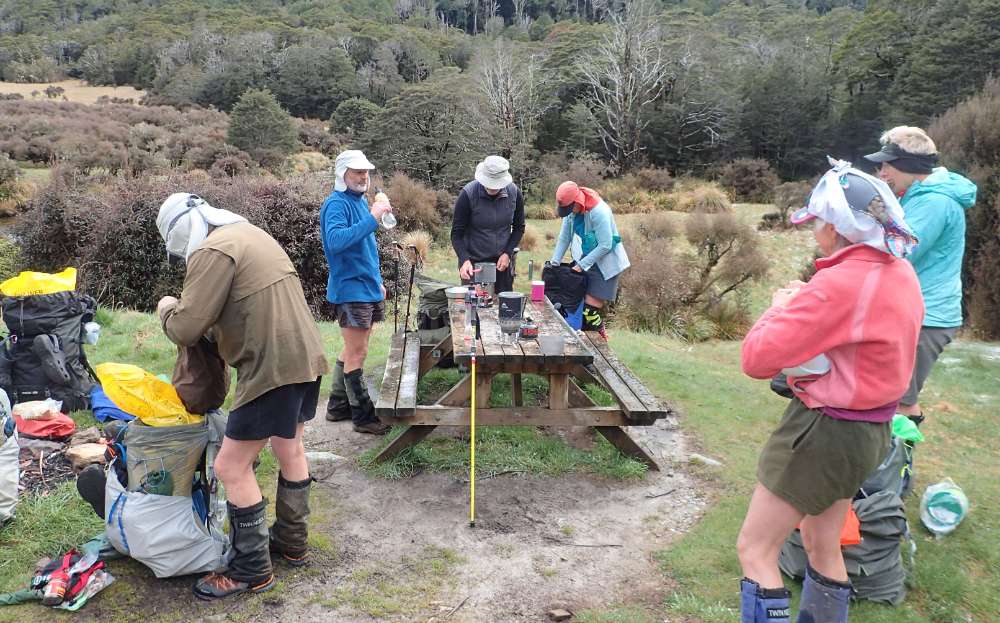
[578,332,673,425]
[375,332,421,418]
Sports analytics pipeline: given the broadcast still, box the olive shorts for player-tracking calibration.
[757,398,890,516]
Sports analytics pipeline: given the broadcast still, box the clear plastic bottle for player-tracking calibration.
[374,191,396,229]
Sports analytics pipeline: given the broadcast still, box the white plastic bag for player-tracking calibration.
[12,398,63,420]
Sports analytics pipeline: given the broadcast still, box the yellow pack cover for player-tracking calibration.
[95,362,203,427]
[0,267,77,297]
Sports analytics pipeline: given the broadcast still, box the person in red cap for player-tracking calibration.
[548,181,630,339]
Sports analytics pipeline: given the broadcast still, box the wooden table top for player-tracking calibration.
[451,296,593,366]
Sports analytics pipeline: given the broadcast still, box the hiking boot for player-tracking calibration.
[352,419,391,435]
[269,475,313,567]
[344,368,375,423]
[325,360,351,422]
[194,500,274,601]
[326,395,351,422]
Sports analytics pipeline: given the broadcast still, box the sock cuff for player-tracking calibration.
[278,474,315,489]
[741,578,790,599]
[806,565,852,590]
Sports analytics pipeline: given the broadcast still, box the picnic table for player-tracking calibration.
[374,297,673,468]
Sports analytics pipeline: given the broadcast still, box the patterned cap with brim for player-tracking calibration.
[790,157,919,258]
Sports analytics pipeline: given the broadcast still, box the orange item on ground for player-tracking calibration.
[794,505,861,547]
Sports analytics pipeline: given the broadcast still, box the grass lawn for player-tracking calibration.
[0,207,996,622]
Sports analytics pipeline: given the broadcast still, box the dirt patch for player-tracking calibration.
[255,411,708,622]
[57,405,707,622]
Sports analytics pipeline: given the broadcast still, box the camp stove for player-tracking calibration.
[473,283,493,308]
[472,261,497,308]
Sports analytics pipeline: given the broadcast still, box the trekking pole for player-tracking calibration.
[392,242,402,333]
[402,245,418,333]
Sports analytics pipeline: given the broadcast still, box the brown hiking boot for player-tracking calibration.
[193,571,274,600]
[194,500,274,601]
[353,419,391,435]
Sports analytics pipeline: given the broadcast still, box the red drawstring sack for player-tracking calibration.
[14,413,76,440]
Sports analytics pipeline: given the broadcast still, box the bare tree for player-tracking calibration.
[577,0,672,172]
[476,40,551,161]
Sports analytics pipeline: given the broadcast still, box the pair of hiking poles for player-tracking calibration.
[388,233,478,528]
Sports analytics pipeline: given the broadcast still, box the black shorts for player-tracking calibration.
[333,301,385,329]
[226,378,321,441]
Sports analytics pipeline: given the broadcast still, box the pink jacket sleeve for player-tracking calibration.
[740,277,853,380]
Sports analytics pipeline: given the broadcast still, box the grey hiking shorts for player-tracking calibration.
[900,326,959,406]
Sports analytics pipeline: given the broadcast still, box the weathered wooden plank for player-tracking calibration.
[477,307,507,362]
[595,426,659,470]
[372,425,437,463]
[549,373,569,410]
[587,339,670,417]
[375,333,406,418]
[568,379,595,408]
[419,333,454,376]
[475,373,493,408]
[436,374,472,406]
[581,333,669,418]
[405,406,628,426]
[511,373,523,406]
[394,332,422,417]
[580,333,646,417]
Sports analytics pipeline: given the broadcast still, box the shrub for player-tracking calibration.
[525,202,557,220]
[629,166,675,192]
[227,89,298,169]
[209,151,256,178]
[0,100,231,174]
[519,225,540,251]
[530,152,606,203]
[617,212,767,340]
[713,158,779,203]
[0,235,21,281]
[286,151,332,174]
[634,212,678,241]
[15,171,404,318]
[930,77,1000,339]
[0,154,20,185]
[385,171,442,232]
[294,118,341,156]
[401,230,432,263]
[674,183,732,213]
[760,181,812,230]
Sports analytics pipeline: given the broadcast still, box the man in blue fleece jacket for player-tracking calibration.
[320,150,394,435]
[865,126,977,422]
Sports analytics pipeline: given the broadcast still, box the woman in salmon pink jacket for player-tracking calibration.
[736,160,923,623]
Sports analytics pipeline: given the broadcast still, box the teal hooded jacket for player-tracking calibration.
[900,168,977,327]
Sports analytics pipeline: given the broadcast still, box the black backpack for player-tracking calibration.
[542,262,588,314]
[0,291,98,412]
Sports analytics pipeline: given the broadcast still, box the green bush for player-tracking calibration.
[227,89,298,170]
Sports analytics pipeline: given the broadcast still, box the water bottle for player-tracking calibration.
[374,191,396,229]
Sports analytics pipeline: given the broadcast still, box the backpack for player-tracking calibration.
[0,291,98,412]
[542,262,588,328]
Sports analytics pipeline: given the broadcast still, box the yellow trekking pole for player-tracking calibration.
[469,350,477,527]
